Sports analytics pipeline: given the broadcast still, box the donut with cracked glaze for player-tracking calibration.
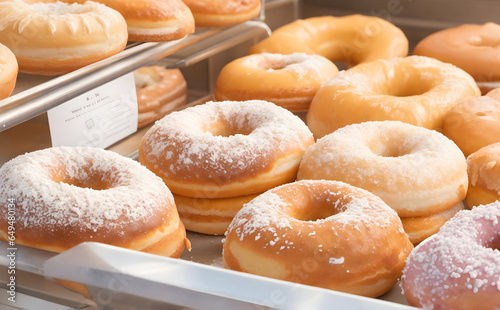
[306,55,481,139]
[0,43,18,100]
[465,142,500,208]
[414,22,500,92]
[249,15,408,67]
[298,121,468,218]
[213,53,339,112]
[182,0,261,28]
[0,146,189,257]
[139,100,315,199]
[67,0,195,41]
[134,66,187,128]
[0,0,128,76]
[401,201,500,310]
[443,88,500,157]
[223,179,413,297]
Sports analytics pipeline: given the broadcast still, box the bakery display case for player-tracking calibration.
[1,0,499,309]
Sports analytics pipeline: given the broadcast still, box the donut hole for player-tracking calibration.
[134,67,162,89]
[368,138,410,158]
[384,75,434,97]
[51,167,114,191]
[484,234,500,251]
[206,122,253,137]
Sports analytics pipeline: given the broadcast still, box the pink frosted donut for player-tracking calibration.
[401,201,500,309]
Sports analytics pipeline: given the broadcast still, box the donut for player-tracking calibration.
[134,66,188,128]
[0,1,128,76]
[465,142,500,208]
[223,179,413,298]
[307,55,481,139]
[68,0,195,41]
[298,121,468,218]
[413,22,500,92]
[0,43,18,100]
[173,192,259,235]
[139,100,314,198]
[213,53,339,112]
[401,201,500,310]
[401,202,465,245]
[0,146,189,257]
[182,0,261,28]
[249,15,408,67]
[443,89,500,157]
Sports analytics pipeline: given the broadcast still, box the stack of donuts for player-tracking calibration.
[2,6,500,309]
[138,100,314,235]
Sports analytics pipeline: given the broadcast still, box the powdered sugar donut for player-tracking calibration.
[401,201,500,310]
[213,53,338,112]
[139,100,314,199]
[0,146,188,257]
[298,121,468,218]
[223,179,413,297]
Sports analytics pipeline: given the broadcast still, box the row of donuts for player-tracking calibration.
[0,0,262,98]
[212,14,500,310]
[0,12,499,309]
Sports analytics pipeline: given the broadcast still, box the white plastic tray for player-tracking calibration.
[0,238,417,309]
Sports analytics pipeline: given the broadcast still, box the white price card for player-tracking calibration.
[48,73,138,149]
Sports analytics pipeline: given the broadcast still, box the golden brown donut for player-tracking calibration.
[413,22,500,91]
[139,100,314,199]
[465,142,500,208]
[68,0,195,41]
[297,121,468,219]
[213,53,338,112]
[307,55,481,139]
[174,192,259,235]
[400,202,465,244]
[182,0,261,27]
[223,180,413,298]
[0,43,18,100]
[134,66,187,128]
[443,89,500,157]
[0,1,128,76]
[249,15,408,67]
[0,146,189,257]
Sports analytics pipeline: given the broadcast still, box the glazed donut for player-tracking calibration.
[174,192,259,235]
[307,55,481,139]
[0,43,18,100]
[213,53,339,112]
[401,202,465,245]
[413,22,500,91]
[139,100,314,198]
[134,66,187,128]
[223,179,413,298]
[249,15,408,67]
[0,1,128,76]
[401,201,500,310]
[297,121,468,219]
[68,0,195,41]
[465,142,500,208]
[443,89,500,157]
[0,146,189,257]
[182,0,261,28]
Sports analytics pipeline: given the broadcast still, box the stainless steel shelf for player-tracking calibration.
[0,21,271,133]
